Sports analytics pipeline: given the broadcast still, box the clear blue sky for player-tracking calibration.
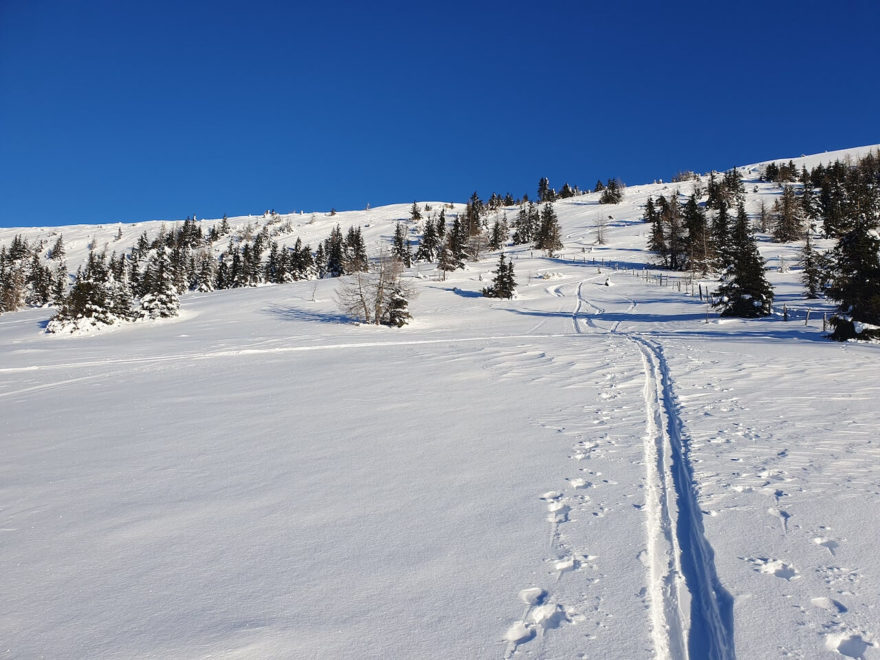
[1,0,878,228]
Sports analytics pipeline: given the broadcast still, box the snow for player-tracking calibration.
[2,145,880,658]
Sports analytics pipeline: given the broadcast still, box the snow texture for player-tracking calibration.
[2,144,880,658]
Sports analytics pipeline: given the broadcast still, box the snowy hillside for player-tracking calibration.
[2,145,880,659]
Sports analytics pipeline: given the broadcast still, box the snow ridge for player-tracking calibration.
[631,336,735,660]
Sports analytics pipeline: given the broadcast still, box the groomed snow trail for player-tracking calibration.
[571,281,735,660]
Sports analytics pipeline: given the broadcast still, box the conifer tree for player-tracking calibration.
[437,244,457,280]
[51,264,68,305]
[49,234,65,261]
[488,217,509,250]
[826,218,880,340]
[325,225,345,277]
[415,217,440,262]
[800,231,824,299]
[436,208,446,242]
[535,204,563,256]
[483,253,516,299]
[410,202,422,222]
[47,251,121,331]
[447,218,467,268]
[344,226,368,273]
[138,245,180,319]
[713,204,773,317]
[538,177,551,203]
[712,201,732,270]
[392,222,412,267]
[683,193,711,274]
[772,185,804,242]
[314,243,328,278]
[664,193,686,270]
[599,179,623,204]
[384,284,412,327]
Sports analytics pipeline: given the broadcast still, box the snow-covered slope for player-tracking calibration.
[2,146,879,659]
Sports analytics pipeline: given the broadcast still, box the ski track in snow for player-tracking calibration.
[507,276,737,659]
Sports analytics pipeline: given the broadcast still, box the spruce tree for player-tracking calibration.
[683,194,711,274]
[713,201,732,270]
[535,204,563,256]
[483,253,517,299]
[437,244,457,280]
[447,218,467,267]
[800,231,824,299]
[713,204,773,317]
[325,225,345,277]
[488,217,509,250]
[138,245,180,319]
[826,218,880,340]
[384,285,412,327]
[392,222,412,267]
[772,185,804,242]
[599,179,623,204]
[415,217,440,262]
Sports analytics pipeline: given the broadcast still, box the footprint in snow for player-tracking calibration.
[813,536,840,556]
[811,596,848,614]
[742,556,800,580]
[824,630,876,659]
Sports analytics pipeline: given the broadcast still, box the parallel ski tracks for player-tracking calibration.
[569,280,735,659]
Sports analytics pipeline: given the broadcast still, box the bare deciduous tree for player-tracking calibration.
[336,252,414,326]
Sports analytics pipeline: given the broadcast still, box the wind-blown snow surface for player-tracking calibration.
[3,146,880,658]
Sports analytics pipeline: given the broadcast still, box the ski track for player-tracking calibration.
[507,278,736,659]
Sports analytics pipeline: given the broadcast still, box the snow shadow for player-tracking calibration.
[444,287,483,298]
[505,308,708,325]
[263,304,352,324]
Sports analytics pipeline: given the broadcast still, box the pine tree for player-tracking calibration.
[325,225,345,277]
[49,234,65,260]
[138,245,180,319]
[436,209,446,242]
[410,202,422,222]
[488,217,509,250]
[483,253,517,299]
[447,218,467,268]
[392,222,412,267]
[772,185,804,242]
[713,204,773,317]
[599,179,623,204]
[664,193,686,270]
[826,218,880,340]
[437,244,457,280]
[800,231,824,299]
[415,217,440,262]
[47,251,122,332]
[713,201,732,269]
[683,194,711,274]
[343,226,368,273]
[384,285,412,327]
[538,177,551,203]
[535,204,563,256]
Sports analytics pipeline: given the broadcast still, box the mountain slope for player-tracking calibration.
[2,146,879,659]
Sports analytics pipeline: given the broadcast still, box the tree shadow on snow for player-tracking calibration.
[263,303,353,325]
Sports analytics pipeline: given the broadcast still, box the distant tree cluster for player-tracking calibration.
[645,151,880,337]
[645,171,772,318]
[598,179,624,204]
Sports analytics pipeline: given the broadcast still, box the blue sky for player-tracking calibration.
[1,0,878,228]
